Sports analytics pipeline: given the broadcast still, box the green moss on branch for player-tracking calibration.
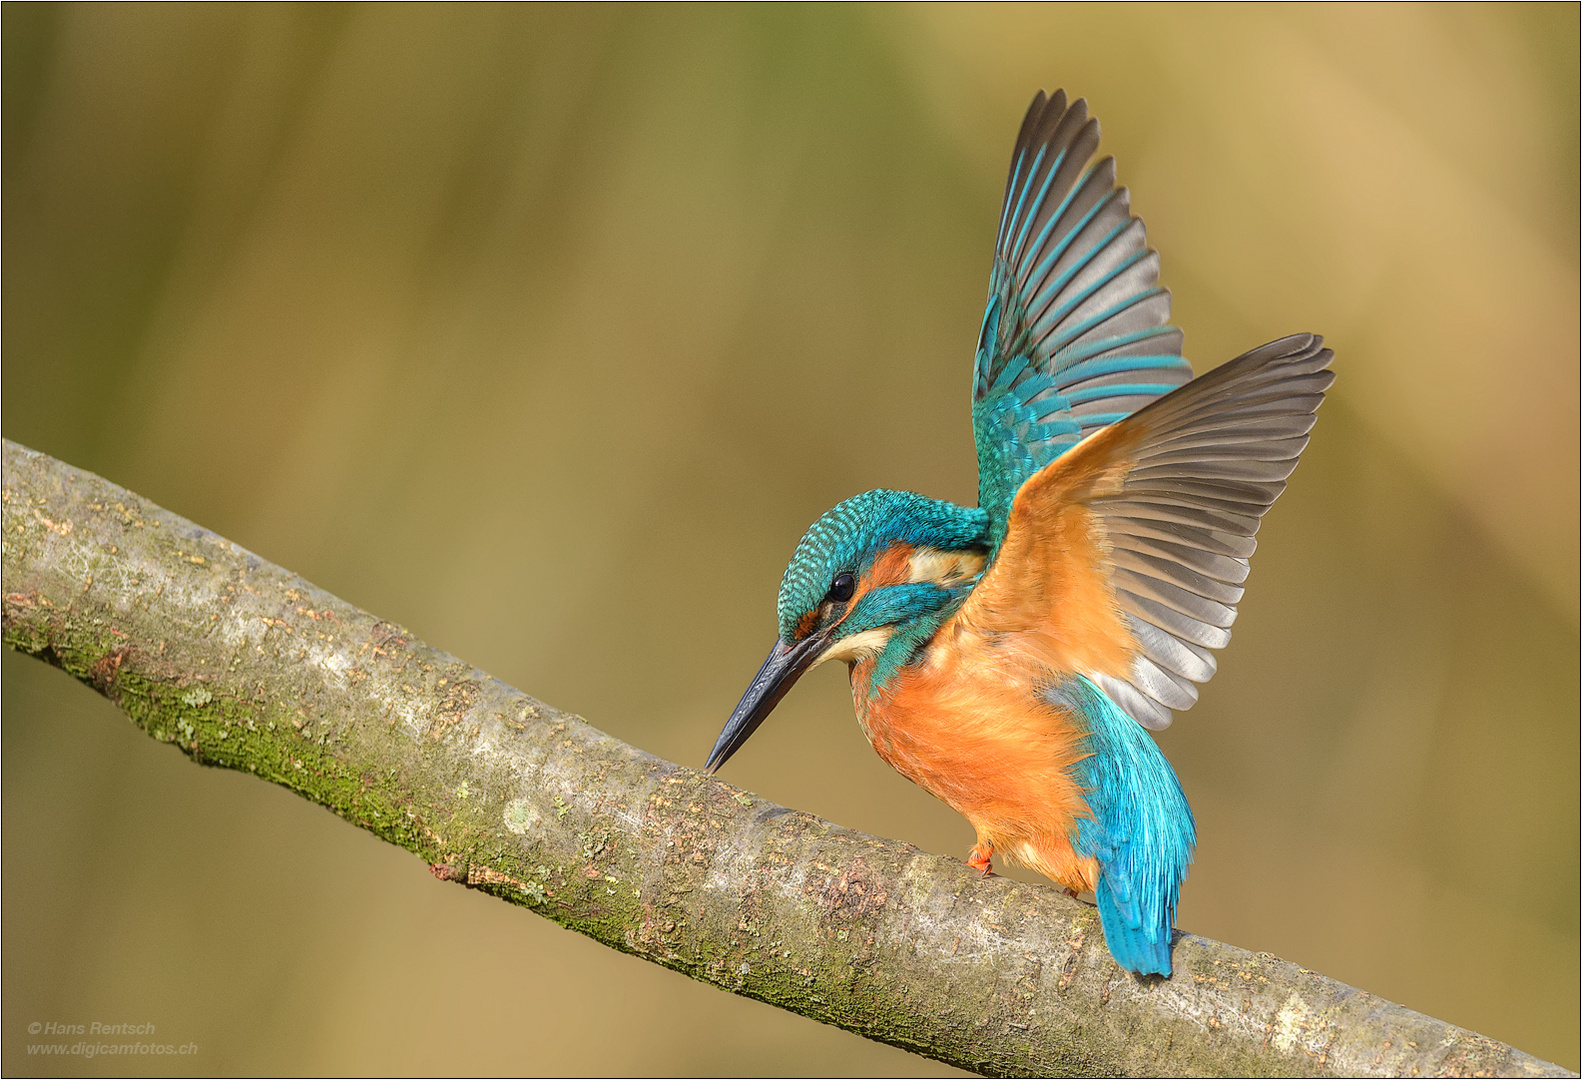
[1,439,1570,1079]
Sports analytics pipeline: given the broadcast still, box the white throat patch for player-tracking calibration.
[814,626,895,668]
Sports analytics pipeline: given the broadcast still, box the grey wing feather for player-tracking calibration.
[1086,333,1335,730]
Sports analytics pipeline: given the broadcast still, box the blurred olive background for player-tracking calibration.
[3,4,1577,1076]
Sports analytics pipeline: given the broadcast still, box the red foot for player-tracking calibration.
[967,845,993,878]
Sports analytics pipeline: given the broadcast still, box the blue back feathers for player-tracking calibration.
[1052,675,1196,976]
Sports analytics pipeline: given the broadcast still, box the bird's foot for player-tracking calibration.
[967,844,993,878]
[1064,887,1080,899]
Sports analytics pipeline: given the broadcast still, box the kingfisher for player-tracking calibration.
[704,90,1332,977]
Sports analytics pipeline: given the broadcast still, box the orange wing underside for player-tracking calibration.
[951,419,1147,681]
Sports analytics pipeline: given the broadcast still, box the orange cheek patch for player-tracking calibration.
[840,542,917,611]
[866,543,916,588]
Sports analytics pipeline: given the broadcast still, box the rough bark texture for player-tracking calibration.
[1,438,1571,1079]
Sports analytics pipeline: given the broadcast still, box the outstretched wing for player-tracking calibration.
[974,90,1193,549]
[952,334,1335,730]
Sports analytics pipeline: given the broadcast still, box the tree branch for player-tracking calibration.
[0,438,1569,1079]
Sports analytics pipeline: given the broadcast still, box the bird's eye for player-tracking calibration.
[827,572,855,603]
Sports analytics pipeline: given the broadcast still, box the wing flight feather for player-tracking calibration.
[953,334,1335,730]
[974,91,1194,547]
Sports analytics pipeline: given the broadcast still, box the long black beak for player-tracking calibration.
[705,632,829,773]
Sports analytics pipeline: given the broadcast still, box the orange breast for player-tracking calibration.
[849,625,1100,891]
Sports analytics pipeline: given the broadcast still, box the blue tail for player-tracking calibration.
[1096,871,1174,976]
[1052,676,1196,976]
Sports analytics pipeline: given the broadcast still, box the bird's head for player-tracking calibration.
[705,489,988,773]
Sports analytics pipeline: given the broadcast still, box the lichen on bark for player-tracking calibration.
[1,439,1571,1079]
